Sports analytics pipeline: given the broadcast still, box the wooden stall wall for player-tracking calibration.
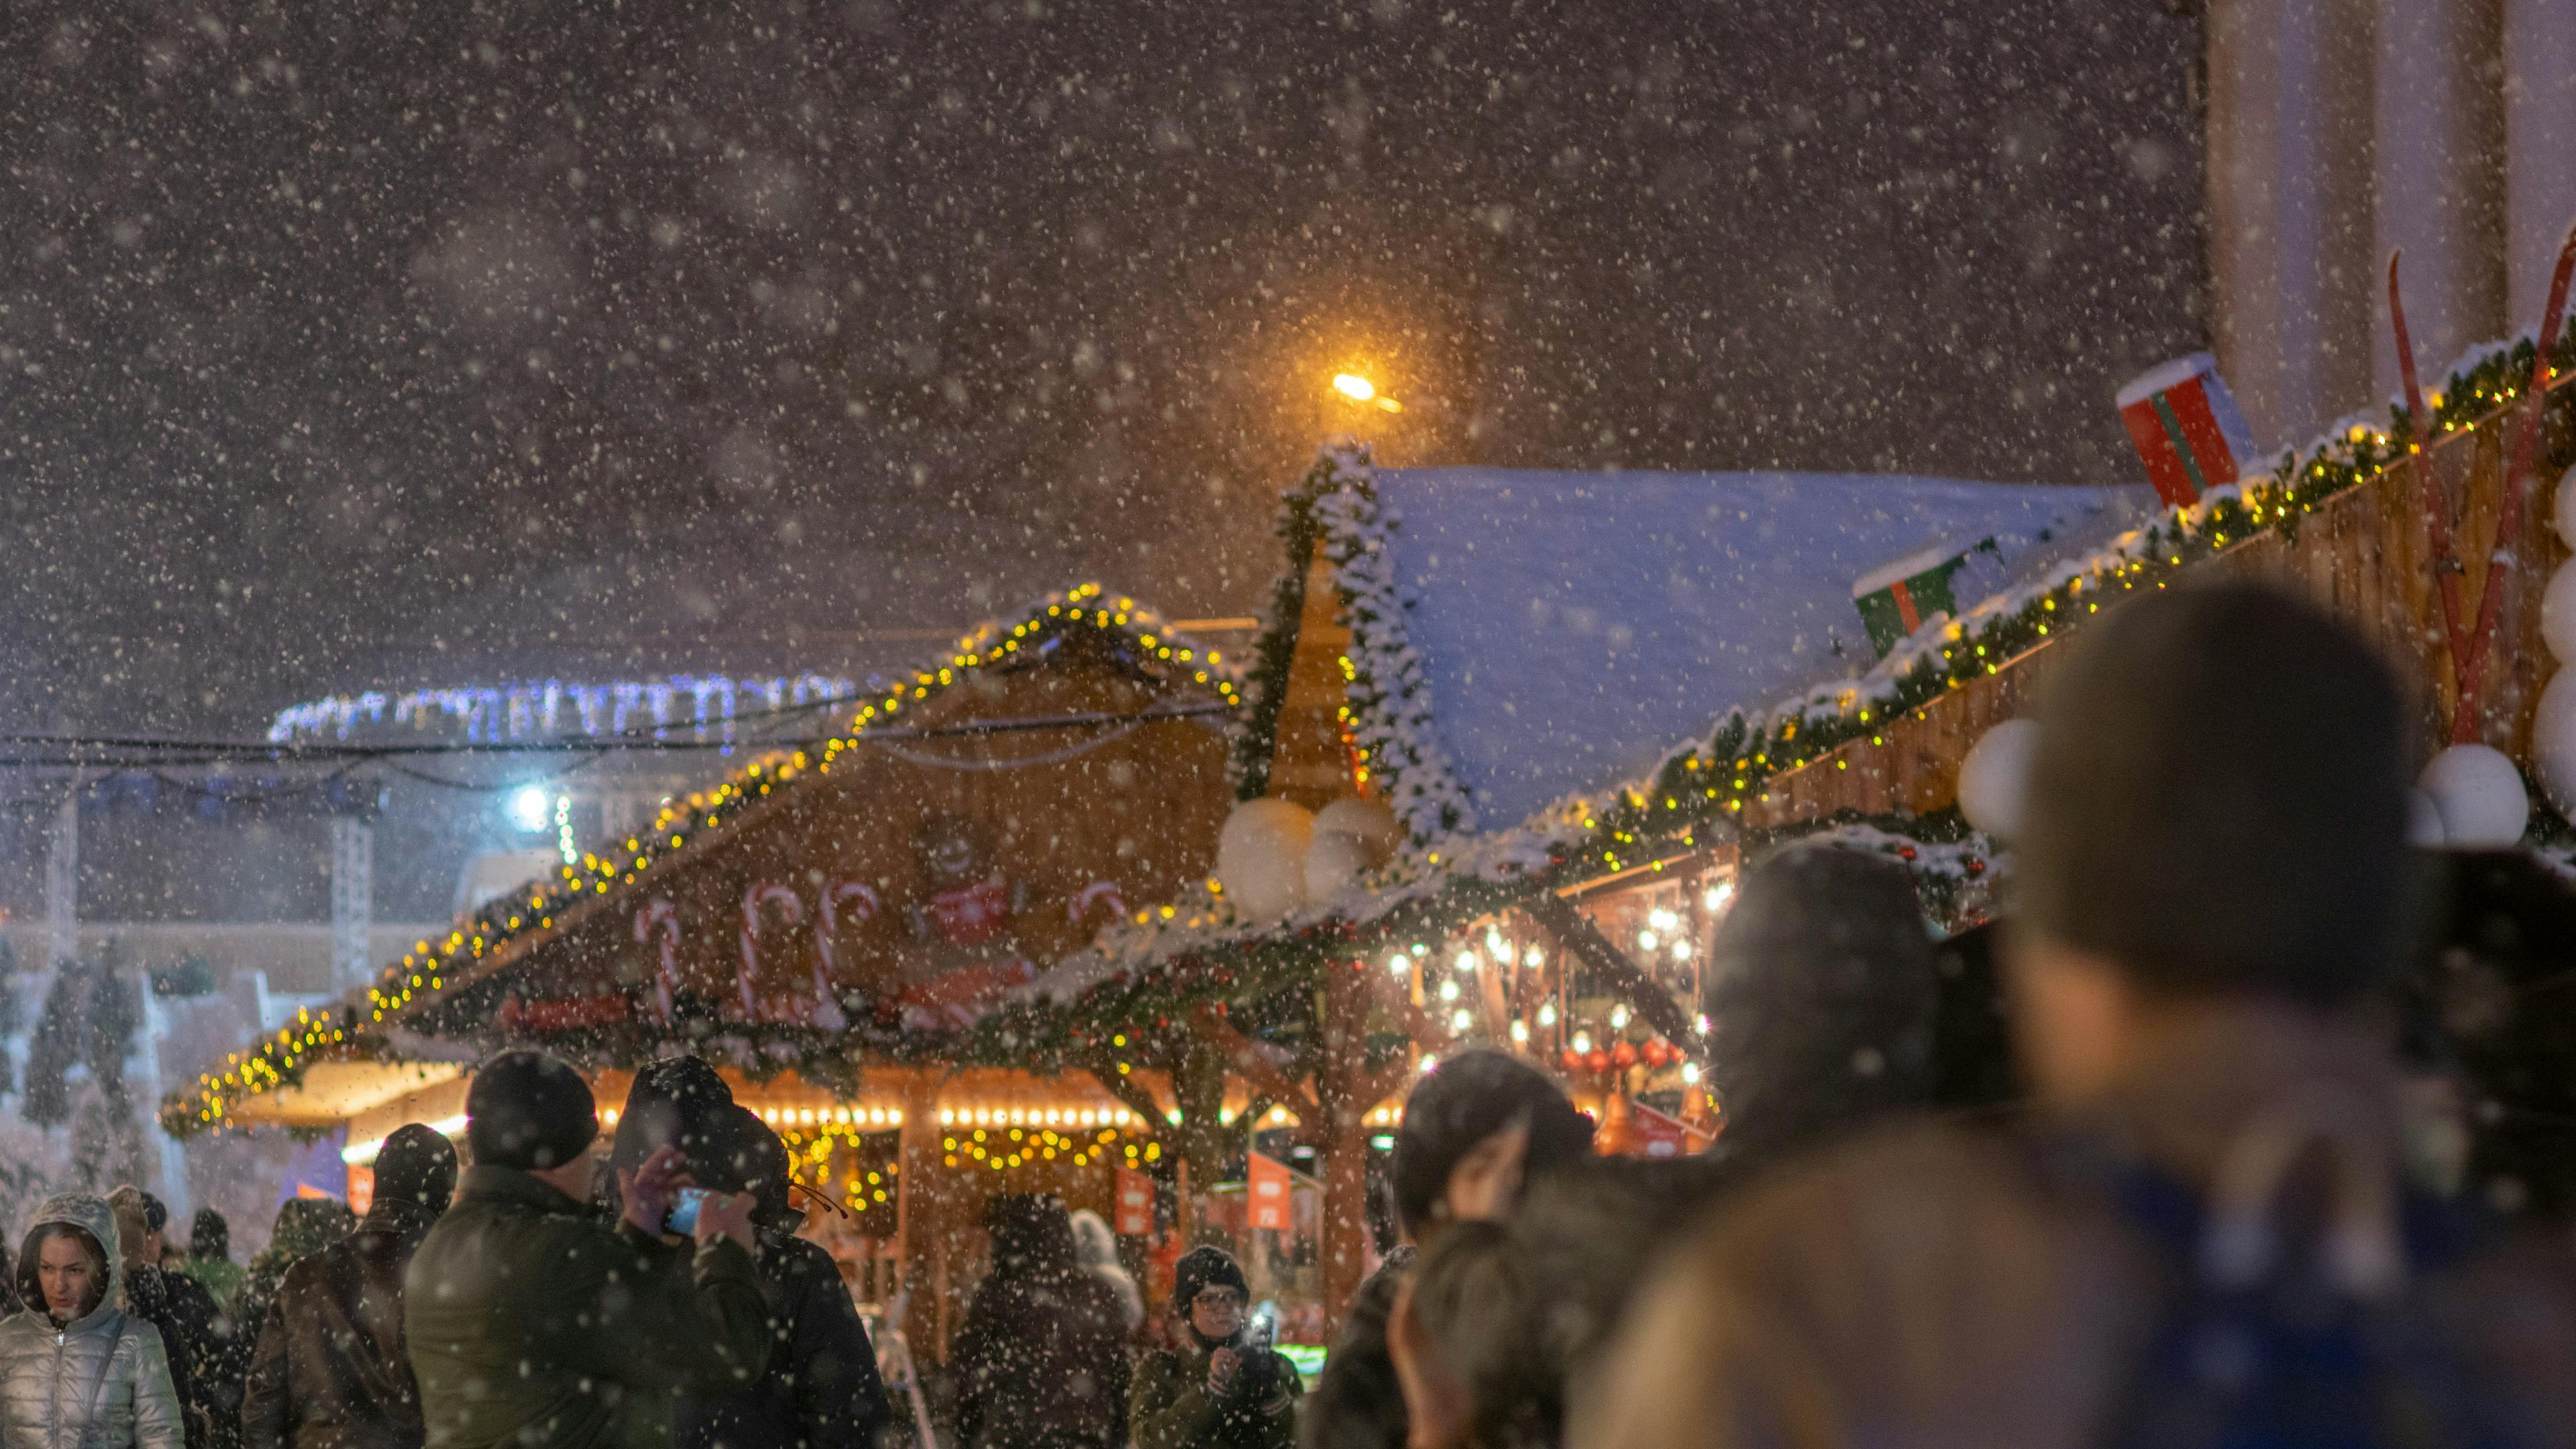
[1745,398,2572,831]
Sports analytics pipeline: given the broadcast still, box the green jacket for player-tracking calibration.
[405,1165,769,1449]
[1130,1338,1301,1449]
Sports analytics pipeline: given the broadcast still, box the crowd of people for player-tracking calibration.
[4,583,2575,1449]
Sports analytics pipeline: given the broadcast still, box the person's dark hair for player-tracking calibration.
[1409,1221,1548,1449]
[1393,1049,1595,1237]
[1704,842,1939,1160]
[15,1223,107,1319]
[693,1104,796,1232]
[136,1193,168,1237]
[466,1050,598,1171]
[2020,583,2416,1006]
[189,1208,229,1262]
[1171,1244,1248,1311]
[983,1193,1076,1279]
[374,1124,461,1214]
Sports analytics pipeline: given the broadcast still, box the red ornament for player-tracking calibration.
[1612,1040,1638,1068]
[1898,845,1918,861]
[1560,1049,1582,1072]
[1585,1050,1611,1074]
[1964,857,1986,876]
[1642,1040,1668,1068]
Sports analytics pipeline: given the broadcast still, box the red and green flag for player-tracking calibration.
[2116,352,2260,508]
[1853,543,1974,657]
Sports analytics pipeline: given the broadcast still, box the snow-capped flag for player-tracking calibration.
[1115,1166,1155,1236]
[1248,1150,1292,1231]
[2116,352,2259,508]
[1853,542,1974,657]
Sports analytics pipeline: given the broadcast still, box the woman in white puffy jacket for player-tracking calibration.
[0,1194,184,1449]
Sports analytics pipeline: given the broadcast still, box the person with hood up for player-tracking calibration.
[1065,1211,1141,1336]
[0,1193,186,1449]
[405,1049,770,1449]
[241,1124,459,1449]
[672,1104,891,1449]
[176,1214,242,1320]
[108,1189,224,1449]
[1131,1247,1301,1449]
[949,1193,1130,1449]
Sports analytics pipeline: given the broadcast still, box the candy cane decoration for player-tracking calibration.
[1067,879,1126,924]
[740,883,805,1020]
[633,900,682,1023]
[813,881,879,1030]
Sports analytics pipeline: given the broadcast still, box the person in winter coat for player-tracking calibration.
[949,1194,1129,1449]
[108,1189,224,1449]
[176,1214,242,1322]
[0,1193,186,1449]
[1064,1212,1140,1336]
[1392,843,1945,1449]
[405,1049,770,1449]
[1574,586,2576,1449]
[1131,1248,1301,1449]
[1299,1052,1593,1449]
[672,1105,892,1449]
[240,1124,458,1449]
[207,1197,356,1448]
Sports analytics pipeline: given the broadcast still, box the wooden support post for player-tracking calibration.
[1314,959,1373,1339]
[1524,890,1702,1056]
[895,1072,947,1362]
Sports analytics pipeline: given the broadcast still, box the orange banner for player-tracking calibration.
[1248,1150,1291,1231]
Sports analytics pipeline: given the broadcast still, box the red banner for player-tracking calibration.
[1625,1100,1715,1159]
[1115,1167,1155,1236]
[1248,1151,1291,1231]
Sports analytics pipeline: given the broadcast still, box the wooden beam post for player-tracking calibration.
[1524,891,1703,1057]
[1313,959,1376,1338]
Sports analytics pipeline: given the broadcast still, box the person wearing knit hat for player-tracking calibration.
[461,1049,599,1172]
[241,1124,457,1449]
[1132,1246,1301,1449]
[1575,584,2576,1449]
[180,1210,244,1316]
[405,1051,771,1449]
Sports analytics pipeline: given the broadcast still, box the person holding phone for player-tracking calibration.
[1131,1248,1301,1449]
[405,1050,770,1449]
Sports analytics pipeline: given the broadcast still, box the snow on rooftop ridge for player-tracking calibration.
[267,674,863,744]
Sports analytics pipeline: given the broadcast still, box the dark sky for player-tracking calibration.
[0,0,2204,736]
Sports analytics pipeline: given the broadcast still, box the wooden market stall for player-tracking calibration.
[165,587,1249,1354]
[1044,445,2155,1324]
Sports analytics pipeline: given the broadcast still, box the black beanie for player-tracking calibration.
[137,1193,169,1236]
[1172,1245,1248,1308]
[1705,843,1937,1158]
[190,1209,229,1260]
[1393,1049,1595,1237]
[2020,583,2416,1006]
[374,1123,462,1212]
[466,1050,598,1170]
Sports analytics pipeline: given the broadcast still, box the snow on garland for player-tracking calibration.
[166,584,1246,1137]
[1051,327,2576,1026]
[1227,439,1477,844]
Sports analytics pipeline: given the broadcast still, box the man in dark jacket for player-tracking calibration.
[1132,1247,1301,1449]
[674,1104,892,1449]
[406,1049,771,1449]
[113,1186,228,1449]
[241,1124,459,1449]
[950,1194,1130,1449]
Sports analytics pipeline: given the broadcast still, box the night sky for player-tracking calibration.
[1,0,2204,736]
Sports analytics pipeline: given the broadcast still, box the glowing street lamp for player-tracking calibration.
[1332,373,1403,413]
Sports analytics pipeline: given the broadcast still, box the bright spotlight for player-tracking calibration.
[506,786,553,833]
[1332,373,1377,402]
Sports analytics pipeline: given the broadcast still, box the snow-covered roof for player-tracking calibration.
[1359,466,2151,828]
